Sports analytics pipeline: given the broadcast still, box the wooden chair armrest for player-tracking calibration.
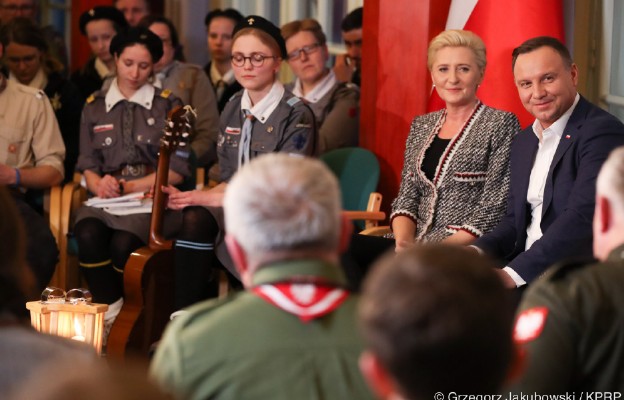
[343,211,386,221]
[45,185,63,246]
[359,226,392,236]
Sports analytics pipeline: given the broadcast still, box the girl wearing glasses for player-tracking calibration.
[162,15,316,310]
[282,19,359,154]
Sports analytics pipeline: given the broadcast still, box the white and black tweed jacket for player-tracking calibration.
[390,102,520,242]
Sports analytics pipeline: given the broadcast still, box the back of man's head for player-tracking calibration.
[341,7,362,32]
[224,154,342,259]
[594,146,624,260]
[359,245,514,399]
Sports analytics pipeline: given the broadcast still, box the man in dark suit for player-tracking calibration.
[474,36,624,288]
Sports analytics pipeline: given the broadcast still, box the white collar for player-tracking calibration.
[240,80,285,124]
[532,93,580,141]
[105,78,155,112]
[292,69,335,103]
[94,57,114,80]
[10,68,47,90]
[210,62,236,86]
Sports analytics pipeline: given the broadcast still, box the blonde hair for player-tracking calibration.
[427,29,486,72]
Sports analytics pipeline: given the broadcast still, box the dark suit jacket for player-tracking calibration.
[475,96,624,283]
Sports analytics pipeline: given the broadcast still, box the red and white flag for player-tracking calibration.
[427,0,565,127]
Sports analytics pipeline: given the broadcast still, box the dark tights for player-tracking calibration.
[174,206,221,309]
[74,217,144,304]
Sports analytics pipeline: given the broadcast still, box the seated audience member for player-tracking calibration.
[151,154,374,400]
[359,245,519,399]
[0,0,69,76]
[203,8,244,113]
[161,15,316,310]
[0,36,64,292]
[139,15,221,168]
[114,0,150,27]
[0,186,95,398]
[344,30,518,289]
[508,146,624,393]
[473,36,624,289]
[334,7,363,86]
[282,18,359,153]
[1,17,83,181]
[71,7,128,99]
[73,27,188,331]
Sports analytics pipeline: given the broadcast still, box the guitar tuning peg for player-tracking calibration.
[182,132,190,138]
[179,142,187,147]
[168,121,174,128]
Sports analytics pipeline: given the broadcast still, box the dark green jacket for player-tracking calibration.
[150,259,374,400]
[508,244,624,392]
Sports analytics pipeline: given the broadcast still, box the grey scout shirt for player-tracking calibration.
[217,83,317,182]
[77,80,190,178]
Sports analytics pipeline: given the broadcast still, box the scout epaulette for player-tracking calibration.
[287,96,301,107]
[160,89,172,98]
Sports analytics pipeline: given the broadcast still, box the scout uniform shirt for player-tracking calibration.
[10,68,84,181]
[508,244,624,393]
[287,69,359,154]
[150,259,375,400]
[76,78,189,178]
[217,80,317,182]
[0,75,65,179]
[155,61,220,166]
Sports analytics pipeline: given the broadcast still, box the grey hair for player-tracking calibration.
[224,153,342,256]
[597,146,624,214]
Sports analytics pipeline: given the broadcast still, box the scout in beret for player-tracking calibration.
[109,26,163,63]
[71,6,129,99]
[153,14,318,311]
[232,15,287,59]
[72,20,188,331]
[79,6,128,36]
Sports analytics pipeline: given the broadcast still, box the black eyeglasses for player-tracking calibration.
[231,53,277,67]
[287,43,321,61]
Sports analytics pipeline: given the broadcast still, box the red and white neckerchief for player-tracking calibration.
[253,282,349,323]
[513,306,549,343]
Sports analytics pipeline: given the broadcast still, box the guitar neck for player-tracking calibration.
[149,150,172,250]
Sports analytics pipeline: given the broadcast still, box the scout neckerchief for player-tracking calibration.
[253,280,349,323]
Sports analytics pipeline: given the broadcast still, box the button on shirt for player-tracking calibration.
[504,93,580,287]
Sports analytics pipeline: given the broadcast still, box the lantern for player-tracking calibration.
[26,287,108,355]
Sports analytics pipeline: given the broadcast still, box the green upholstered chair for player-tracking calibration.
[320,147,385,231]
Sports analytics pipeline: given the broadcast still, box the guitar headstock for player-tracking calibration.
[161,105,195,154]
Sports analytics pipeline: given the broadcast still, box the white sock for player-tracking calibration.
[105,297,124,322]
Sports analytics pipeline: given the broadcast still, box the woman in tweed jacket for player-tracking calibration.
[343,30,520,289]
[391,30,520,249]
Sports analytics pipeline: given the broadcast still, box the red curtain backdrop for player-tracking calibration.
[361,0,565,214]
[360,1,451,213]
